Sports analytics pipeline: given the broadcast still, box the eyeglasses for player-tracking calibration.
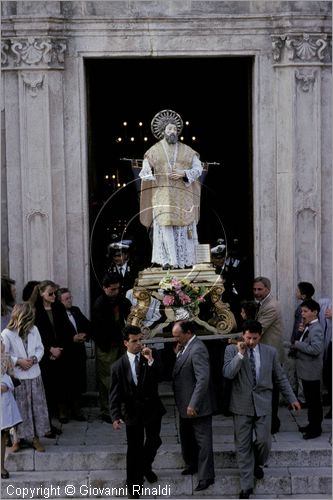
[47,291,57,297]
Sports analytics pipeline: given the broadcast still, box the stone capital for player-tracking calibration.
[1,37,67,70]
[271,33,331,64]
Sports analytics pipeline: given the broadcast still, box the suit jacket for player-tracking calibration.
[66,306,92,393]
[294,320,324,380]
[172,337,214,418]
[110,350,166,426]
[92,294,131,351]
[256,294,285,363]
[223,343,296,417]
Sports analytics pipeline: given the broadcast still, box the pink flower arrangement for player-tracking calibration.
[159,275,206,313]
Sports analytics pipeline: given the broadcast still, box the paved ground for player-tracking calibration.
[3,389,332,500]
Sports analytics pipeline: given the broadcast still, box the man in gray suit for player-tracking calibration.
[172,320,215,492]
[290,299,324,439]
[223,320,300,499]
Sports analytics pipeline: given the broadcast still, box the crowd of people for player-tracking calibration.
[1,267,331,498]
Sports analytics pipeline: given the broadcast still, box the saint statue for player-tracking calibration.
[139,110,203,269]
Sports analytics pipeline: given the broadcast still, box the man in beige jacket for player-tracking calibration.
[253,277,284,434]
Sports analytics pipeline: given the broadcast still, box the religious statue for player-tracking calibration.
[139,110,203,270]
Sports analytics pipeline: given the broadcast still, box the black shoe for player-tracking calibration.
[59,416,69,424]
[194,479,214,491]
[239,488,253,499]
[324,409,332,419]
[254,464,264,479]
[144,469,158,483]
[72,413,87,422]
[101,414,112,424]
[50,425,62,435]
[162,264,171,270]
[44,431,56,439]
[303,430,322,439]
[182,466,198,475]
[1,469,9,479]
[299,425,309,433]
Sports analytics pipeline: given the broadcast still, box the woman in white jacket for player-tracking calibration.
[1,303,50,452]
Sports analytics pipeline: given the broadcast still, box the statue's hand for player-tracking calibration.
[169,169,185,180]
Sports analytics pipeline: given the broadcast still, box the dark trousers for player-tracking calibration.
[125,417,162,491]
[179,415,215,481]
[301,379,323,433]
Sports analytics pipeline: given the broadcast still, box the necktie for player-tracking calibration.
[255,302,261,319]
[301,327,309,342]
[177,346,185,358]
[249,348,257,386]
[134,353,140,382]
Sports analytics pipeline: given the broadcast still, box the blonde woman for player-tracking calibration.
[1,303,50,452]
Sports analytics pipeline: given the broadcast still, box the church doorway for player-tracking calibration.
[86,57,254,302]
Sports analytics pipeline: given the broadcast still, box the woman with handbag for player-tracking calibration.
[1,303,50,452]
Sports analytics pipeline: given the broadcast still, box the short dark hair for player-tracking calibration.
[297,282,315,299]
[174,320,196,335]
[240,300,258,320]
[22,281,40,301]
[102,274,120,288]
[122,325,142,341]
[242,319,262,335]
[300,299,320,314]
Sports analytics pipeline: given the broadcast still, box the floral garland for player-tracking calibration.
[159,275,206,314]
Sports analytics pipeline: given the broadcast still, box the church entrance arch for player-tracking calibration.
[86,57,254,302]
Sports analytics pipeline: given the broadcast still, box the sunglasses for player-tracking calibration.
[47,291,57,297]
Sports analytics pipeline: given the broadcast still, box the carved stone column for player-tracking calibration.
[271,33,331,334]
[1,37,67,286]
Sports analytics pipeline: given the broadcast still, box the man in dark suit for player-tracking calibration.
[110,325,166,499]
[58,287,92,421]
[172,320,215,492]
[290,299,324,439]
[223,320,300,499]
[92,274,132,423]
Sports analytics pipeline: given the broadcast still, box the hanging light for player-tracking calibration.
[138,122,143,127]
[112,174,116,179]
[116,137,122,142]
[185,121,190,125]
[123,122,127,126]
[130,137,135,142]
[144,137,148,141]
[180,136,184,141]
[104,175,109,180]
[192,136,196,141]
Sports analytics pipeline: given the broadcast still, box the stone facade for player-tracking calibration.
[1,1,331,337]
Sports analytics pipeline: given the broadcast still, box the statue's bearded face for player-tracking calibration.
[164,123,178,144]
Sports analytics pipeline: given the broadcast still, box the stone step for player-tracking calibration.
[1,467,332,498]
[3,401,331,498]
[5,441,332,472]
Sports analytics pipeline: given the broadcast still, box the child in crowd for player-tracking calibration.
[1,339,22,479]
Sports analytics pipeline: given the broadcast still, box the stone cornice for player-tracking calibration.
[1,37,67,70]
[272,33,331,64]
